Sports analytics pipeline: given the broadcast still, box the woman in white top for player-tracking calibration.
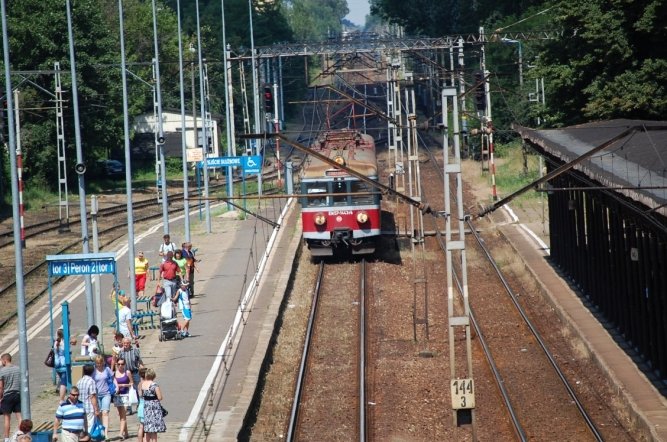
[80,325,99,357]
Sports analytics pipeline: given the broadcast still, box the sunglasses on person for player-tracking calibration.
[70,393,79,397]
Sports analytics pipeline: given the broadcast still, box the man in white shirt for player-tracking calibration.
[117,297,138,344]
[158,234,176,262]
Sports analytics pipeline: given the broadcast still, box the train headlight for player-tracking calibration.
[314,212,327,226]
[356,211,368,224]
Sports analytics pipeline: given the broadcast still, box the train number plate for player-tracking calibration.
[450,378,475,409]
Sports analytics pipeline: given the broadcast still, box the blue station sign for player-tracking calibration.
[46,252,117,276]
[198,156,262,175]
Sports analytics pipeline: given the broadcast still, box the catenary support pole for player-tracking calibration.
[221,2,234,211]
[195,0,212,233]
[176,0,190,242]
[66,0,94,327]
[1,0,31,418]
[151,0,169,236]
[13,90,25,249]
[119,0,138,312]
[248,0,262,195]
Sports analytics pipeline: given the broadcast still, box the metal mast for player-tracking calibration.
[54,62,69,230]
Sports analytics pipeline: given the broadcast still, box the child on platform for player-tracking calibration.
[172,281,192,337]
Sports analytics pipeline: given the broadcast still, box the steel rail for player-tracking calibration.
[359,259,367,442]
[287,261,324,442]
[420,139,528,440]
[420,134,603,441]
[466,220,603,441]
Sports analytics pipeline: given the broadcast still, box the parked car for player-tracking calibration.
[98,159,125,177]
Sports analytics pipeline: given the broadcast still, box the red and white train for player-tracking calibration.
[300,130,381,256]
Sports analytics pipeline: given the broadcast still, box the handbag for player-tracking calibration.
[129,386,139,405]
[161,405,168,417]
[89,417,105,441]
[44,348,55,368]
[107,372,116,396]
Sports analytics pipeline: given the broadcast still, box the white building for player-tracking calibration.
[133,110,222,161]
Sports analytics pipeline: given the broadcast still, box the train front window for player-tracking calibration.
[351,181,374,205]
[332,180,348,206]
[305,183,327,207]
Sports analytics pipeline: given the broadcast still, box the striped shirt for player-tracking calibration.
[76,375,97,413]
[55,399,85,432]
[118,347,142,372]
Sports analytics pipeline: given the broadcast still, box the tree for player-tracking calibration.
[535,0,667,124]
[284,0,348,40]
[4,0,121,190]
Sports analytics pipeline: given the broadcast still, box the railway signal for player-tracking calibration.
[264,85,273,112]
[473,70,486,111]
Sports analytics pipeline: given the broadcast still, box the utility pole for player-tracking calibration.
[151,0,169,236]
[66,0,94,327]
[1,0,31,418]
[119,0,138,313]
[248,0,263,195]
[195,0,211,233]
[221,0,234,209]
[176,0,190,242]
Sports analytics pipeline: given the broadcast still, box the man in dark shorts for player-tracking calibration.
[0,353,22,440]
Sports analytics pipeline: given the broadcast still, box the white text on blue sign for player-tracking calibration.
[49,259,116,276]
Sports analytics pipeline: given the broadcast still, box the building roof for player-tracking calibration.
[514,119,667,219]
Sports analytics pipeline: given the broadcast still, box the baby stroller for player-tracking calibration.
[158,297,182,341]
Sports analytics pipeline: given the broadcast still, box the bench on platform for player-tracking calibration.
[134,310,158,328]
[137,295,152,311]
[110,311,159,335]
[33,422,56,442]
[149,266,159,280]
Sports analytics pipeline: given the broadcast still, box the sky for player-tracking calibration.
[345,0,371,26]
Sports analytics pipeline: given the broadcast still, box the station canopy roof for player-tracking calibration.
[514,119,667,220]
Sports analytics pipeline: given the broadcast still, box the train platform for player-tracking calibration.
[495,205,667,441]
[0,198,300,441]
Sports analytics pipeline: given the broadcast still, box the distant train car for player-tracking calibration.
[300,130,381,256]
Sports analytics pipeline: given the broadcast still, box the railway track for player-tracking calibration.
[420,136,605,440]
[287,259,368,441]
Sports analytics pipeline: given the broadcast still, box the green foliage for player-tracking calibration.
[536,0,667,124]
[284,0,348,40]
[494,141,541,201]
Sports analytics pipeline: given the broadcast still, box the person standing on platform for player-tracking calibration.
[52,386,86,442]
[112,358,131,439]
[159,251,180,300]
[118,338,143,387]
[134,251,150,297]
[138,368,166,440]
[92,355,113,440]
[0,353,22,441]
[173,250,187,285]
[173,281,192,337]
[118,297,138,344]
[118,337,143,416]
[136,367,147,442]
[158,234,176,262]
[75,365,100,433]
[109,287,127,311]
[80,325,99,359]
[182,242,198,297]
